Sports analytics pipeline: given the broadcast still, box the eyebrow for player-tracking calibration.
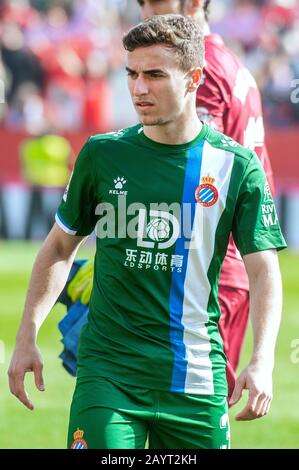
[125,67,167,75]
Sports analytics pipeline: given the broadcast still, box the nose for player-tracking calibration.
[133,76,149,96]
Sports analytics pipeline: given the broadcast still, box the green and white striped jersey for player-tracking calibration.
[56,123,286,396]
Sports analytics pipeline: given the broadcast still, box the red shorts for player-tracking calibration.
[218,285,249,400]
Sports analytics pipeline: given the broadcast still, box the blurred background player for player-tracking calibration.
[59,0,275,400]
[20,133,71,239]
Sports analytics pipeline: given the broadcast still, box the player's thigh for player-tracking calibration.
[67,377,149,449]
[68,405,148,449]
[149,394,230,449]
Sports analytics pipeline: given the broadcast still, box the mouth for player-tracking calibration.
[135,102,154,111]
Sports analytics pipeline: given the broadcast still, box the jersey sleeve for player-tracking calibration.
[55,139,97,236]
[232,153,287,256]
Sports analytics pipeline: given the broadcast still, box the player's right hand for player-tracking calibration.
[8,341,45,410]
[229,363,273,421]
[67,259,94,305]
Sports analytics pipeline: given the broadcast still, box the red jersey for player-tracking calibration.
[197,34,274,290]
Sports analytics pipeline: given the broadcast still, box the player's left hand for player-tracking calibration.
[229,363,273,421]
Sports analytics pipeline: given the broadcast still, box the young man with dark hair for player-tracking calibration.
[65,0,275,402]
[9,14,285,449]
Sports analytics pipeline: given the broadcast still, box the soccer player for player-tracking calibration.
[9,15,286,449]
[64,0,275,399]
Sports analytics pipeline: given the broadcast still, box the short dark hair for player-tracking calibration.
[123,14,204,71]
[136,0,212,21]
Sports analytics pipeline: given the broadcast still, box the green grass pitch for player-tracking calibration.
[0,241,298,448]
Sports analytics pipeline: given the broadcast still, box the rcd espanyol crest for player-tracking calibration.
[71,428,88,449]
[195,176,218,207]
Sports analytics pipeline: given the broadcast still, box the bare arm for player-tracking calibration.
[229,249,283,420]
[8,223,86,410]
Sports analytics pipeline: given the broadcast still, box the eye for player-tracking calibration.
[149,73,164,78]
[127,71,137,79]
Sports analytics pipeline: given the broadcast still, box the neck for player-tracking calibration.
[143,109,202,146]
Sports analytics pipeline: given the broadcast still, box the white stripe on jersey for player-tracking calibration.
[182,142,235,394]
[55,213,77,235]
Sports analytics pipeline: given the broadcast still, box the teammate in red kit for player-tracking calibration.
[58,0,274,401]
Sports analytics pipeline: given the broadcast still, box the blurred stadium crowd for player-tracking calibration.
[0,0,298,134]
[0,0,139,134]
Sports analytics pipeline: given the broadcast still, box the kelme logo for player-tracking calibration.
[114,177,126,189]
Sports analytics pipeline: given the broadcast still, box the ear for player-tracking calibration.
[188,68,203,91]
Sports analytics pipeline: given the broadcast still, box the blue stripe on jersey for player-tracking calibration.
[169,142,203,392]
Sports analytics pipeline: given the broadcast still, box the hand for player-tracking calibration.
[8,340,45,410]
[229,363,273,421]
[67,259,93,305]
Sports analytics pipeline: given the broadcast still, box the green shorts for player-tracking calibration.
[68,376,230,449]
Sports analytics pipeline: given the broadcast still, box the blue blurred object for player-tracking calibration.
[58,301,89,376]
[57,259,89,376]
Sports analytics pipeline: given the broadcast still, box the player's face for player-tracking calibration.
[138,0,183,19]
[127,45,193,127]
